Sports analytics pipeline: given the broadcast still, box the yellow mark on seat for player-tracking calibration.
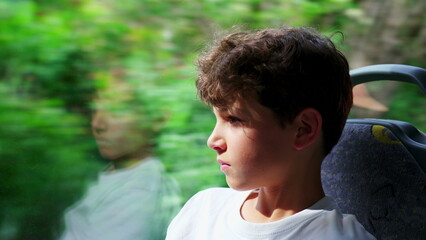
[371,125,402,144]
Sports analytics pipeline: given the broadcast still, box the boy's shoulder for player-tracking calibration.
[188,187,248,206]
[187,192,375,239]
[193,187,239,196]
[170,187,249,223]
[166,187,247,238]
[168,190,376,239]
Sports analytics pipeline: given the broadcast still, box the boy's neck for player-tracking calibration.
[110,158,143,170]
[109,150,151,171]
[241,186,324,223]
[240,161,325,223]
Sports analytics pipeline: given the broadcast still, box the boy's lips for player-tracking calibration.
[217,159,231,172]
[95,138,112,146]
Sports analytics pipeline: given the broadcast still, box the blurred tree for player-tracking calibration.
[0,1,101,239]
[0,0,96,114]
[346,0,425,67]
[0,83,102,239]
[344,0,426,131]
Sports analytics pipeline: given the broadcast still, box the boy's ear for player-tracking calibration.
[293,108,322,150]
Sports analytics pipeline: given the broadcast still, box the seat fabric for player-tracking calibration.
[322,123,426,240]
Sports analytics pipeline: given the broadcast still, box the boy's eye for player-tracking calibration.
[226,115,242,124]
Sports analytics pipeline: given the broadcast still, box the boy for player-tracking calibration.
[166,26,375,239]
[60,80,181,240]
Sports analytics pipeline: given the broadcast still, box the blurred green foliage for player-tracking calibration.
[0,83,102,239]
[0,0,424,239]
[383,83,426,132]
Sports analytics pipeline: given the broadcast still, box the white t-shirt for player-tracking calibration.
[166,187,375,240]
[60,157,181,240]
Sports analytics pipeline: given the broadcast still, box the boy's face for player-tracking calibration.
[207,96,299,191]
[91,98,151,161]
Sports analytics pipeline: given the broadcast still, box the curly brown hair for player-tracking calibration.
[196,26,353,155]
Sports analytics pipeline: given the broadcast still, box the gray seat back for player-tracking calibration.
[321,64,426,240]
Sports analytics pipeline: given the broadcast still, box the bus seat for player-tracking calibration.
[321,64,426,240]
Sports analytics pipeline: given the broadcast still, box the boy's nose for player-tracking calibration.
[207,127,226,154]
[91,110,107,134]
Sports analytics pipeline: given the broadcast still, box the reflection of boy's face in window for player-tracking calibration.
[91,98,151,162]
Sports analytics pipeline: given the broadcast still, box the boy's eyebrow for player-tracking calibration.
[214,106,253,120]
